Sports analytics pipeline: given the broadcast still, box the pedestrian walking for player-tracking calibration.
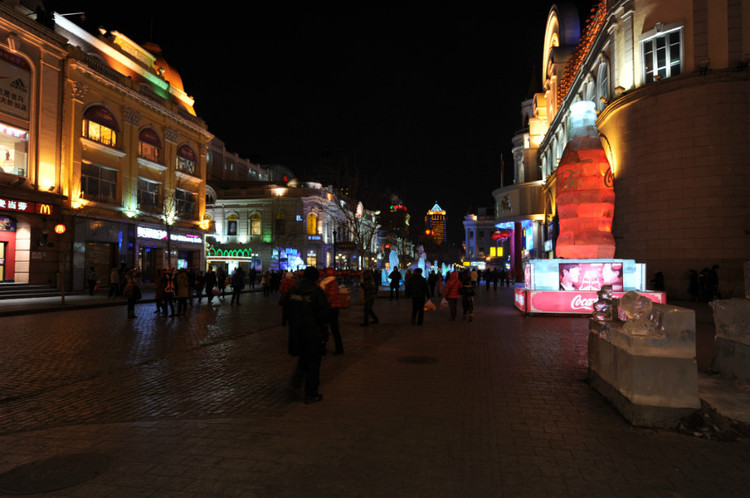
[153,269,165,314]
[428,270,439,297]
[262,271,271,297]
[407,268,431,325]
[281,266,330,404]
[443,270,461,320]
[320,268,344,355]
[163,269,176,316]
[231,266,245,304]
[360,268,379,326]
[195,270,206,303]
[108,266,120,297]
[216,266,227,300]
[389,267,402,299]
[205,266,217,303]
[122,268,142,318]
[176,268,189,315]
[87,266,97,295]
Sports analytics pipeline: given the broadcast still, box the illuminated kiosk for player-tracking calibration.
[514,258,665,314]
[514,102,666,314]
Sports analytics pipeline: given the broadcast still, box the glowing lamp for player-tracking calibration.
[555,101,615,259]
[54,224,66,235]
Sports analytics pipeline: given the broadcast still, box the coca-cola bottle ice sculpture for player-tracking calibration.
[555,101,616,259]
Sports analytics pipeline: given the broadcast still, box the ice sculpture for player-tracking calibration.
[620,291,656,335]
[555,101,616,259]
[592,285,615,322]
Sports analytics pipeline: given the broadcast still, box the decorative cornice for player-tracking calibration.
[70,59,211,138]
[165,127,179,144]
[123,106,141,126]
[71,81,88,102]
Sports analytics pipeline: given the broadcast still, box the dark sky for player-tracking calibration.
[53,1,595,242]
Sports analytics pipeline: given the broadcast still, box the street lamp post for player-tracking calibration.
[332,229,337,271]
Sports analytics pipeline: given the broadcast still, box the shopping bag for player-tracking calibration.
[424,300,436,312]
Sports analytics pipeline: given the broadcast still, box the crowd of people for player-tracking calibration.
[110,263,516,403]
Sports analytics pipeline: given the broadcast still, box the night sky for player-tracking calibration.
[52,1,595,242]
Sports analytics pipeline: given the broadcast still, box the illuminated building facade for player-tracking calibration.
[425,202,446,245]
[463,207,502,265]
[53,12,213,286]
[496,0,749,299]
[205,180,380,273]
[0,3,68,284]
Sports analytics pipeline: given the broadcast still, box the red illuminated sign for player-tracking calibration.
[0,197,53,215]
[527,290,666,314]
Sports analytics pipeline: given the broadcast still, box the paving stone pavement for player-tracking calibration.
[0,288,748,497]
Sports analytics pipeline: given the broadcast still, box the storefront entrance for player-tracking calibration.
[84,242,115,289]
[0,241,6,281]
[139,246,159,283]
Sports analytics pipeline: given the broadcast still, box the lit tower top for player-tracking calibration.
[425,202,447,245]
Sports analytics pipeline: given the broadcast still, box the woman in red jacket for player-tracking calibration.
[443,271,461,320]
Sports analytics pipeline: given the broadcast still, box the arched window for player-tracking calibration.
[138,128,162,163]
[250,213,261,236]
[596,60,610,111]
[275,212,286,235]
[307,212,318,235]
[227,214,238,236]
[177,144,197,175]
[82,105,119,147]
[584,78,595,102]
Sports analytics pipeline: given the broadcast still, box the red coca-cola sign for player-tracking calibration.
[527,290,666,314]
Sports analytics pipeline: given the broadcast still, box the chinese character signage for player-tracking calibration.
[0,196,50,214]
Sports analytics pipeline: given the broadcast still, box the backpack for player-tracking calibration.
[164,275,175,293]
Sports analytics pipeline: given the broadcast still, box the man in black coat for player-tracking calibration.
[389,266,402,299]
[407,268,431,325]
[281,266,330,404]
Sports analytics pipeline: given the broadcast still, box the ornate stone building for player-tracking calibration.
[496,0,749,299]
[0,2,68,285]
[54,13,213,286]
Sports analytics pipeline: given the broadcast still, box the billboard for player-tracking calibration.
[559,262,623,291]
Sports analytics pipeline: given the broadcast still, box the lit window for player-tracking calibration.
[82,106,118,147]
[642,26,682,83]
[137,179,160,212]
[307,213,318,235]
[81,163,118,204]
[175,188,196,218]
[138,128,162,163]
[177,144,197,175]
[251,213,261,235]
[0,122,29,177]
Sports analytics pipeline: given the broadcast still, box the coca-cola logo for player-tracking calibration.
[570,294,597,310]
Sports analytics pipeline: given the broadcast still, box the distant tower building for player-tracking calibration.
[425,202,447,245]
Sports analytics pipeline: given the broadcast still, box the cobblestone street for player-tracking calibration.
[0,288,748,497]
